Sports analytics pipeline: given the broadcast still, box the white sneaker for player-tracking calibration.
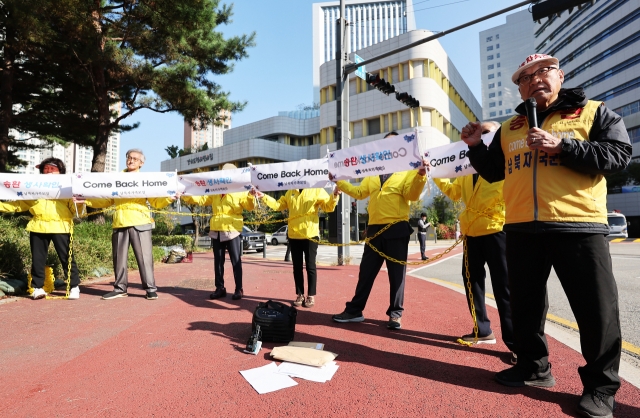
[68,286,80,300]
[32,288,47,300]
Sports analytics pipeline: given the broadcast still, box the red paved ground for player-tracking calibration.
[1,249,639,417]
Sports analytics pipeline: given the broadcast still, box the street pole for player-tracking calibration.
[335,0,350,265]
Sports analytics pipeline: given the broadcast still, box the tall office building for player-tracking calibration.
[478,9,534,121]
[184,110,231,151]
[312,0,416,102]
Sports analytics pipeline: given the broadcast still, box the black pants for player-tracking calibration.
[289,238,318,296]
[212,234,243,291]
[345,228,410,318]
[30,232,80,289]
[464,232,514,350]
[507,231,621,395]
[418,232,426,257]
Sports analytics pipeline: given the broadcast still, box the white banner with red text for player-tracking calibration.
[0,173,72,200]
[178,167,252,196]
[328,131,422,181]
[250,158,332,192]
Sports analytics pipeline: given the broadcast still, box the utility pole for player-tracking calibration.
[335,0,350,265]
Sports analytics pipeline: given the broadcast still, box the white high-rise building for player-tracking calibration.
[184,110,231,151]
[312,0,416,102]
[478,9,534,121]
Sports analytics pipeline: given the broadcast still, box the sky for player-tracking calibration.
[121,0,532,171]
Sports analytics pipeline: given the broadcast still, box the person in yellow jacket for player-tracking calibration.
[330,131,427,330]
[432,121,515,361]
[182,163,255,301]
[255,186,340,308]
[83,149,173,301]
[0,158,81,300]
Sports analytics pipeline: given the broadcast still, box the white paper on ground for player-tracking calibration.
[239,362,298,394]
[276,361,339,383]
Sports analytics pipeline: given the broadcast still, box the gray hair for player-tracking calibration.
[126,148,145,163]
[483,121,502,132]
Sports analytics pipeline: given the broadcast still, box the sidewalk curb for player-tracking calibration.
[409,273,640,390]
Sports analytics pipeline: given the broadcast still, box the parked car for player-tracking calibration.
[268,225,288,245]
[241,226,265,252]
[607,211,628,239]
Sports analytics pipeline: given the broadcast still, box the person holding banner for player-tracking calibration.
[463,54,630,417]
[182,163,255,301]
[430,121,515,361]
[0,158,82,300]
[330,131,427,330]
[83,149,174,301]
[256,187,340,308]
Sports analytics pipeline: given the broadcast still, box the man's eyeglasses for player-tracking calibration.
[127,156,141,163]
[517,67,558,86]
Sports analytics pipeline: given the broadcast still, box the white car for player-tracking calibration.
[268,225,288,245]
[607,212,628,239]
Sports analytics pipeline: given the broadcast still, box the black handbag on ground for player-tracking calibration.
[251,300,297,342]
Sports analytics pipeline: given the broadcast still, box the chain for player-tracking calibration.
[45,222,74,300]
[456,236,478,347]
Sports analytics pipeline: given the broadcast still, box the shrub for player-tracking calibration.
[436,224,456,240]
[0,215,167,282]
[151,235,193,252]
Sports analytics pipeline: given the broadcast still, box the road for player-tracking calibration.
[249,240,640,355]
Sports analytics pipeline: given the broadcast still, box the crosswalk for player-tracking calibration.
[247,244,368,265]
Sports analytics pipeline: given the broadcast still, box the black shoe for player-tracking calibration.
[332,311,365,323]
[577,389,615,418]
[421,256,428,260]
[102,291,128,300]
[210,287,226,299]
[460,332,497,345]
[231,289,243,300]
[495,363,556,388]
[146,291,158,300]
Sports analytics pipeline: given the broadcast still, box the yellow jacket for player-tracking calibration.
[182,192,254,232]
[0,199,81,233]
[336,170,426,225]
[85,197,173,229]
[500,100,605,224]
[433,176,505,237]
[262,188,338,239]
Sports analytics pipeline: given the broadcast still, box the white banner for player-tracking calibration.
[328,131,422,181]
[72,172,178,199]
[178,167,252,195]
[0,173,72,200]
[251,158,332,192]
[425,132,496,179]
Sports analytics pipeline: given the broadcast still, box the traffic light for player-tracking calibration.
[395,92,420,108]
[531,0,596,21]
[365,72,395,95]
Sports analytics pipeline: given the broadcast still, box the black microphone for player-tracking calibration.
[525,97,537,129]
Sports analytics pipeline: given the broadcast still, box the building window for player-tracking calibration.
[498,91,502,96]
[367,118,381,136]
[488,74,495,79]
[496,43,500,49]
[487,55,494,60]
[499,111,503,115]
[499,101,502,106]
[490,111,497,117]
[489,102,496,108]
[488,64,494,70]
[486,36,493,42]
[614,100,640,117]
[629,126,640,144]
[489,92,496,98]
[498,82,502,87]
[506,109,512,114]
[488,83,495,89]
[497,72,501,77]
[496,34,500,39]
[497,53,501,58]
[487,46,493,51]
[497,62,501,68]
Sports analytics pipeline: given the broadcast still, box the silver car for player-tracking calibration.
[269,225,288,245]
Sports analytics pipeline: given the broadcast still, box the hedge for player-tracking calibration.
[151,235,193,252]
[0,215,164,283]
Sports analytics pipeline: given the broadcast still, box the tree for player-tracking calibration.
[3,0,255,173]
[409,198,425,220]
[165,145,180,159]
